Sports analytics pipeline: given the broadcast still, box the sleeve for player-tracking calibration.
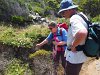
[70,17,87,37]
[46,32,53,42]
[62,29,67,42]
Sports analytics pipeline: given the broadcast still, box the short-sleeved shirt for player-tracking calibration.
[66,12,88,64]
[46,27,67,50]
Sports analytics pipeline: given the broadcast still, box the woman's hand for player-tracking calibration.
[52,41,58,45]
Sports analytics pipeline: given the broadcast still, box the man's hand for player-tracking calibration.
[71,45,77,52]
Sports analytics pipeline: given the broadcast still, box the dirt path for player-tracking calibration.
[80,58,100,75]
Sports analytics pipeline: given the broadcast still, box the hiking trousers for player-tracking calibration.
[66,61,83,75]
[53,51,66,75]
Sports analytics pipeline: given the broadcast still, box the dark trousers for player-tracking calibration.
[53,51,66,75]
[66,61,83,75]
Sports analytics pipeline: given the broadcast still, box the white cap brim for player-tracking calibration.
[58,5,78,14]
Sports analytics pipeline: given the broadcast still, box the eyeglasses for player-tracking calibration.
[60,10,67,16]
[61,11,65,15]
[49,28,53,30]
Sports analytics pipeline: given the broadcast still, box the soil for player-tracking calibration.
[80,57,100,75]
[57,57,100,75]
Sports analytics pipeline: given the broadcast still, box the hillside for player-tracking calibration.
[0,0,100,75]
[0,0,60,23]
[0,0,99,24]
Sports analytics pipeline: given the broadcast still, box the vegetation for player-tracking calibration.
[4,58,32,75]
[29,49,51,58]
[92,15,100,22]
[74,0,100,18]
[82,0,100,18]
[0,0,100,75]
[0,23,50,48]
[0,0,99,24]
[11,15,25,25]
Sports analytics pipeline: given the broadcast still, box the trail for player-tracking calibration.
[80,58,100,75]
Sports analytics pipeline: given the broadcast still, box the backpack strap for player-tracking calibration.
[78,14,99,43]
[52,28,67,51]
[78,14,89,36]
[78,14,100,59]
[77,14,90,42]
[52,28,62,37]
[78,14,91,26]
[60,28,62,36]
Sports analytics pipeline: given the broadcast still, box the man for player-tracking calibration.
[36,21,67,75]
[58,0,88,75]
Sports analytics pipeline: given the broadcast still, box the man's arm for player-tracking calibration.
[71,29,88,52]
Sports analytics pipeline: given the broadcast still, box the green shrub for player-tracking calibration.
[92,15,100,22]
[0,27,15,45]
[0,24,49,48]
[34,6,44,15]
[32,2,42,7]
[17,0,25,6]
[11,37,33,48]
[29,49,51,58]
[4,58,32,75]
[11,15,25,25]
[56,18,69,25]
[28,4,33,11]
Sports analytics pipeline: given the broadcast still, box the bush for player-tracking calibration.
[0,27,15,45]
[92,15,100,22]
[56,18,69,25]
[0,24,49,48]
[4,58,32,75]
[28,4,33,11]
[11,15,25,25]
[34,6,44,16]
[29,49,51,58]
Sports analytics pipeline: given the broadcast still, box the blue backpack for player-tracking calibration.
[78,14,100,59]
